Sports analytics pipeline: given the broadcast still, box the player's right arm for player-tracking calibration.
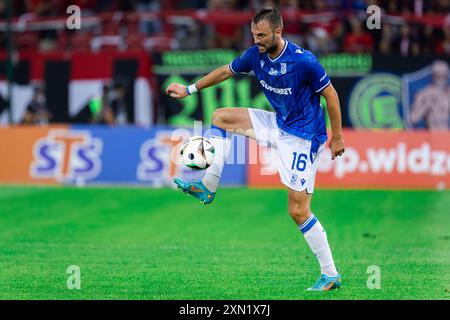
[165,64,233,99]
[166,47,254,99]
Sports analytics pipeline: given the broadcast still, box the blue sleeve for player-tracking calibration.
[229,47,254,74]
[306,54,331,93]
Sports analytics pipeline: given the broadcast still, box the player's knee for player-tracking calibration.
[212,108,232,128]
[288,203,311,225]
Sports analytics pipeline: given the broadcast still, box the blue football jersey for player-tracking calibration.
[229,39,330,144]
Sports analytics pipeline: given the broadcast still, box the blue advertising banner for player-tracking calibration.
[67,125,247,187]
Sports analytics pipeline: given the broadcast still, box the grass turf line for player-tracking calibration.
[0,186,449,299]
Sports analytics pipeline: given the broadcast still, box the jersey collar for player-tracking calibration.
[267,39,288,63]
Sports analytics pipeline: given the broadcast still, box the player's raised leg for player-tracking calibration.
[174,107,255,205]
[288,188,341,291]
[202,108,255,193]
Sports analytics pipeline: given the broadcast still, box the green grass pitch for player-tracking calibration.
[0,185,449,300]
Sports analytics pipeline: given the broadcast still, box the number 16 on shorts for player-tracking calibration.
[291,152,308,172]
[287,152,310,191]
[278,134,324,193]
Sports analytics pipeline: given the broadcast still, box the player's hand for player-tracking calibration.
[165,83,188,99]
[330,135,345,160]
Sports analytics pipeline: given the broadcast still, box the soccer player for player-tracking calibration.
[166,8,345,292]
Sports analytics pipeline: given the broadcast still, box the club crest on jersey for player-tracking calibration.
[269,67,279,76]
[280,63,287,75]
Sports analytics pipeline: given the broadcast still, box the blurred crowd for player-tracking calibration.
[3,0,450,15]
[20,79,129,125]
[0,0,449,56]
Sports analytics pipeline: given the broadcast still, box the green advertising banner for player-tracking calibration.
[153,50,372,76]
[153,50,388,129]
[158,74,273,126]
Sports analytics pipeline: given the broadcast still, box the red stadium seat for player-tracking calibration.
[144,35,178,52]
[91,35,123,52]
[101,11,122,36]
[126,12,141,35]
[14,32,39,52]
[56,31,69,51]
[126,33,146,52]
[70,32,93,53]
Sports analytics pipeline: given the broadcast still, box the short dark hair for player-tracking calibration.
[252,8,283,30]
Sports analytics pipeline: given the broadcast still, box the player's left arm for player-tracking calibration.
[321,84,345,160]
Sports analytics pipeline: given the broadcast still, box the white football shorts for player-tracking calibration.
[248,108,326,193]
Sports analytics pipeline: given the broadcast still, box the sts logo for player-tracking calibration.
[30,130,103,184]
[137,132,200,185]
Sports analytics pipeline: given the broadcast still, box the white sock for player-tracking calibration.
[299,214,338,277]
[201,125,231,193]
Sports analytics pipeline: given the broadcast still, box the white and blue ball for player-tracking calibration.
[180,136,215,170]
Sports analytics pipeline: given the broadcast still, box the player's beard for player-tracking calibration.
[260,34,278,54]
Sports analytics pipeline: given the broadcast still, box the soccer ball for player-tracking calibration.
[180,136,215,170]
